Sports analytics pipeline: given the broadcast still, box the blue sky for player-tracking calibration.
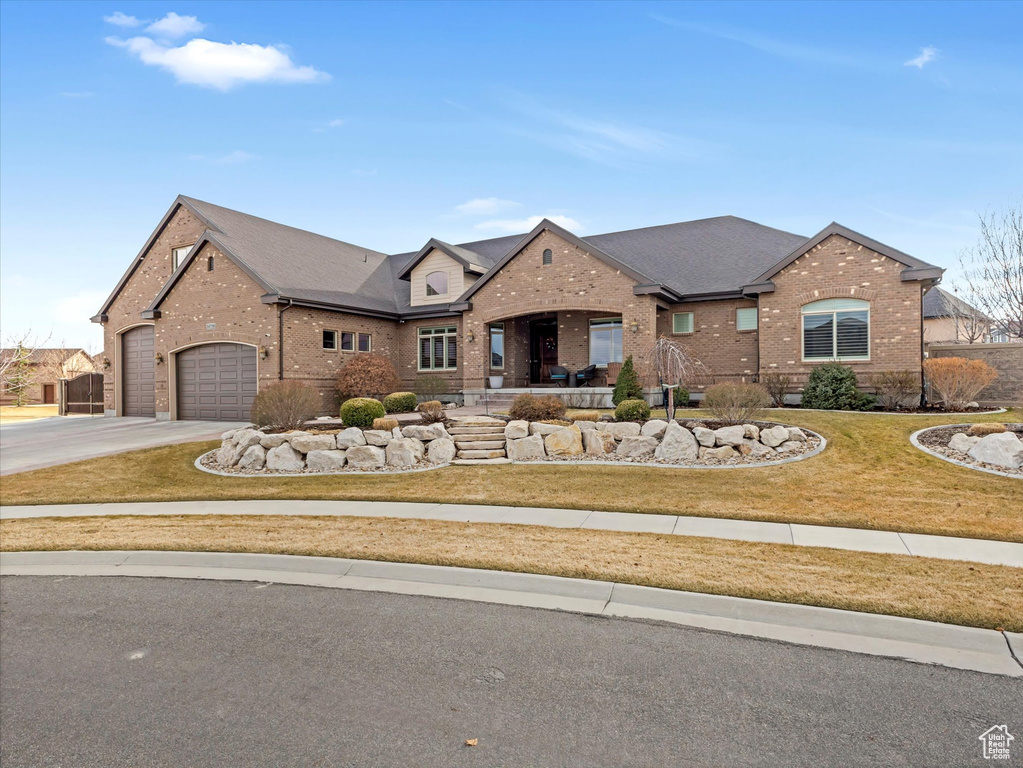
[1,0,1021,350]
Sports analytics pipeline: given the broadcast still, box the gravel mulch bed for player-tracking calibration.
[914,423,1023,477]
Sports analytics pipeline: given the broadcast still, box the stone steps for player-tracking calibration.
[448,417,508,460]
[452,432,506,441]
[450,457,513,465]
[456,448,507,460]
[453,440,506,451]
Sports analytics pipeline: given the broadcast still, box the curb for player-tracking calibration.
[2,550,1020,678]
[909,425,1023,480]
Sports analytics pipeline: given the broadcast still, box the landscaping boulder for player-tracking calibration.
[583,429,616,456]
[530,422,567,436]
[288,433,337,453]
[692,426,716,447]
[259,433,292,449]
[233,428,263,452]
[604,422,642,440]
[305,449,347,471]
[713,425,746,447]
[363,429,392,447]
[336,427,367,449]
[506,434,546,461]
[700,445,738,460]
[237,444,266,471]
[216,440,244,468]
[759,425,791,448]
[573,420,598,431]
[345,445,386,468]
[386,438,425,467]
[402,423,450,441]
[776,441,803,453]
[505,420,529,439]
[948,433,980,454]
[616,435,658,459]
[640,419,668,439]
[968,432,1023,469]
[741,439,775,458]
[787,427,807,442]
[392,427,403,440]
[544,426,583,456]
[427,437,456,464]
[742,424,760,441]
[655,422,698,462]
[266,443,305,472]
[221,429,238,441]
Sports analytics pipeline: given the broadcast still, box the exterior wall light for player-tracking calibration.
[259,346,269,360]
[630,321,639,333]
[102,357,111,370]
[154,352,164,364]
[467,330,475,342]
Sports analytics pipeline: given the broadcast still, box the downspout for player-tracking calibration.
[919,283,927,407]
[278,299,293,381]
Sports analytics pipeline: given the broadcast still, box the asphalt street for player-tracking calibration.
[1,576,1019,767]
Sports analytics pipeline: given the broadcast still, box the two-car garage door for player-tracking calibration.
[176,343,257,421]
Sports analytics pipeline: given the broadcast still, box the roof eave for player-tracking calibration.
[633,283,681,302]
[261,293,401,321]
[901,266,944,282]
[742,281,776,295]
[398,239,479,281]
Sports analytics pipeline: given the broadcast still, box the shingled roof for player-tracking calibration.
[923,286,986,319]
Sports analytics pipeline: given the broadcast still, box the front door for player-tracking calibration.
[529,319,558,383]
[42,384,55,404]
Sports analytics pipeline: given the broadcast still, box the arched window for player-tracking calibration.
[207,255,215,271]
[542,248,553,265]
[425,270,448,297]
[802,298,869,361]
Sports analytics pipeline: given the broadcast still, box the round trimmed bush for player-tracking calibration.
[801,363,870,411]
[340,397,385,428]
[615,398,650,422]
[383,391,417,414]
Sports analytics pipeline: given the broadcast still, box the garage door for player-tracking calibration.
[122,326,155,417]
[176,343,257,421]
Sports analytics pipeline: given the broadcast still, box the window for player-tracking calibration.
[589,318,623,366]
[171,245,192,270]
[419,326,457,370]
[207,255,215,272]
[357,333,372,353]
[802,298,870,361]
[542,248,553,265]
[672,312,694,334]
[323,330,338,351]
[489,323,504,369]
[425,271,448,297]
[340,332,355,351]
[736,308,758,331]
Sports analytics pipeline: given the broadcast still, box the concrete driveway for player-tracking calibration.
[0,416,244,475]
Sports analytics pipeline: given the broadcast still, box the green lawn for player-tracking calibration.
[2,408,1019,541]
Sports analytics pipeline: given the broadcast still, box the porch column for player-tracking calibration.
[621,296,659,386]
[462,310,486,390]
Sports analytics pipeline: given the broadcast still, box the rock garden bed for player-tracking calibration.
[911,423,1023,478]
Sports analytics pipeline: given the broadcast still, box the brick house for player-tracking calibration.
[0,348,97,406]
[93,196,944,419]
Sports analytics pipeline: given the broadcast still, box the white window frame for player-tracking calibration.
[588,317,623,367]
[357,333,372,353]
[489,323,505,370]
[323,330,338,351]
[801,299,870,362]
[340,332,355,352]
[425,270,449,297]
[736,308,758,332]
[171,244,193,270]
[418,326,458,371]
[672,312,694,334]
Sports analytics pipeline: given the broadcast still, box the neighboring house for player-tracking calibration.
[0,348,97,405]
[93,196,944,420]
[922,286,991,344]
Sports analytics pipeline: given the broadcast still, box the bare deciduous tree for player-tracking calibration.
[644,336,709,421]
[0,330,52,406]
[955,202,1023,342]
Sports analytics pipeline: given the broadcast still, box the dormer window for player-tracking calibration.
[425,271,448,297]
[171,245,193,270]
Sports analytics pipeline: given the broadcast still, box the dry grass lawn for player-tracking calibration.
[0,405,59,423]
[2,514,1020,631]
[2,409,1019,541]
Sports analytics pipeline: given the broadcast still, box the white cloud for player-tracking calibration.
[105,36,329,90]
[189,150,256,164]
[475,215,581,233]
[103,11,144,27]
[146,12,204,39]
[905,46,938,69]
[454,198,521,216]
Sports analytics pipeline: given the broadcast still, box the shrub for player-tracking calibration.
[509,393,566,421]
[612,356,643,405]
[869,370,919,411]
[673,386,690,407]
[339,397,385,428]
[801,363,861,410]
[373,417,399,431]
[615,398,651,422]
[968,422,1006,436]
[923,357,998,412]
[250,380,320,432]
[568,409,601,422]
[415,373,448,400]
[417,400,445,424]
[336,354,401,402]
[761,372,791,407]
[382,391,417,414]
[703,382,771,425]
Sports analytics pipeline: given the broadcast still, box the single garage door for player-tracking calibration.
[122,325,155,417]
[176,343,257,420]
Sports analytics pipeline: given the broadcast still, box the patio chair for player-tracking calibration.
[575,364,597,387]
[606,361,623,387]
[548,365,569,387]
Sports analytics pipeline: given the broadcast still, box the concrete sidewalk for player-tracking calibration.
[2,500,1020,567]
[3,550,1020,677]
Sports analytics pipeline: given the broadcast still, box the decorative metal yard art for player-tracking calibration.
[645,336,708,423]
